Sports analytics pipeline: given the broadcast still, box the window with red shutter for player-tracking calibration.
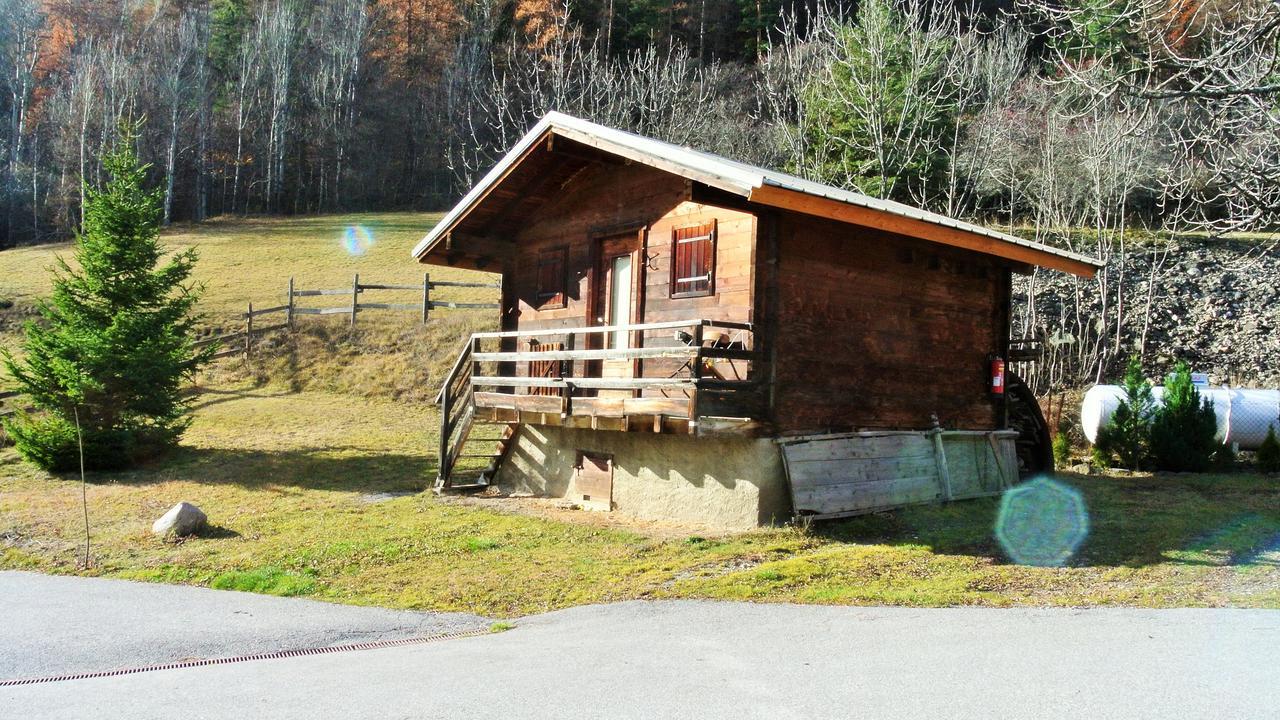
[670,220,716,298]
[536,246,568,308]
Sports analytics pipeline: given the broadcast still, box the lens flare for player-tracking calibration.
[342,225,374,256]
[996,476,1090,567]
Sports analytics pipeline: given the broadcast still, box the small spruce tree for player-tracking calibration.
[1257,426,1280,474]
[1150,362,1218,472]
[1104,356,1155,470]
[1052,432,1072,468]
[1,127,212,471]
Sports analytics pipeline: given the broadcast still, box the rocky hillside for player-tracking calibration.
[1013,235,1280,388]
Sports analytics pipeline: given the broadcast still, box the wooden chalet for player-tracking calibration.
[414,112,1101,528]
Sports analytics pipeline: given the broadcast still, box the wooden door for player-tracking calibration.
[572,452,613,512]
[589,232,643,390]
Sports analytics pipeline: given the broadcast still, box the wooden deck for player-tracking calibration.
[435,318,765,488]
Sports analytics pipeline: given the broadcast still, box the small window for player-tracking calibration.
[670,220,716,298]
[536,246,568,308]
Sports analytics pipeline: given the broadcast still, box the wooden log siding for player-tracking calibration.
[771,211,1007,433]
[503,163,758,394]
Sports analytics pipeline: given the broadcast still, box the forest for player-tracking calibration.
[0,0,1277,386]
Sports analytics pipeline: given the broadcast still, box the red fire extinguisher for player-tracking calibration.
[990,354,1006,398]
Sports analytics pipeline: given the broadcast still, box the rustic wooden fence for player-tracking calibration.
[196,274,501,360]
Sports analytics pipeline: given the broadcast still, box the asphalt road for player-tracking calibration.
[3,572,1279,719]
[0,571,490,679]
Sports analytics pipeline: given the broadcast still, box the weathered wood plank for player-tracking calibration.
[470,318,751,340]
[782,434,935,462]
[291,306,354,315]
[360,303,424,311]
[780,431,1019,518]
[786,455,941,486]
[291,288,358,297]
[473,391,563,414]
[428,301,500,310]
[791,475,943,513]
[242,304,289,318]
[473,346,697,363]
[471,375,695,391]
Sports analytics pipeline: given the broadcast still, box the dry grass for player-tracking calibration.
[0,212,476,317]
[0,213,499,398]
[3,214,1279,615]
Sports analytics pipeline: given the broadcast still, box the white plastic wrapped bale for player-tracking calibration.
[1080,385,1280,449]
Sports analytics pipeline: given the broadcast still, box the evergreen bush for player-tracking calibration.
[1052,432,1072,468]
[1,128,212,472]
[1103,356,1155,470]
[1257,426,1280,473]
[1150,363,1218,472]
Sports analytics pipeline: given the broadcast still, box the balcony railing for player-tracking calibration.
[436,318,763,487]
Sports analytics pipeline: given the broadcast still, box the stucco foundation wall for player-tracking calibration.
[496,425,790,529]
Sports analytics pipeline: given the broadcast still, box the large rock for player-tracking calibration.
[152,502,207,538]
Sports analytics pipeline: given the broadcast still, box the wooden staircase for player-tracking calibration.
[436,337,518,491]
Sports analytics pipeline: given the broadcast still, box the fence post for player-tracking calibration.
[286,276,295,328]
[350,273,359,329]
[422,272,430,324]
[245,301,253,357]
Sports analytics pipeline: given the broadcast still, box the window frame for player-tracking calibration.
[668,219,717,299]
[534,245,570,309]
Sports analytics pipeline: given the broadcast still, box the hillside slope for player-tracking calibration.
[1013,236,1280,387]
[0,213,499,400]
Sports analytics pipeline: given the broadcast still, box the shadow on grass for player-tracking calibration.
[196,524,242,540]
[814,472,1280,570]
[187,387,295,411]
[74,445,437,495]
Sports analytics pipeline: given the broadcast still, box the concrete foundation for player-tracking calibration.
[495,425,791,530]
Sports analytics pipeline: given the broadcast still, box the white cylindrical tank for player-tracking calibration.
[1081,385,1280,449]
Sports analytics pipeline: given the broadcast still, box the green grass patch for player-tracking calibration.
[210,567,318,597]
[463,537,502,552]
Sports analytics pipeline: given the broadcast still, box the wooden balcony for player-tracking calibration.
[436,319,765,487]
[442,318,763,430]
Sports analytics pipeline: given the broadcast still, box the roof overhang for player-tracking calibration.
[413,112,1102,278]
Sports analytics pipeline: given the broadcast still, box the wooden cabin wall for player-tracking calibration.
[502,163,757,383]
[770,211,1009,434]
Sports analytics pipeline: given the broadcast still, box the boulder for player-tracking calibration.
[152,502,208,537]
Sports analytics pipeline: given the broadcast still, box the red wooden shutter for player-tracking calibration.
[536,247,568,307]
[670,221,715,298]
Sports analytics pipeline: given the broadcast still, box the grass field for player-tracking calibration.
[2,214,1279,615]
[0,212,497,401]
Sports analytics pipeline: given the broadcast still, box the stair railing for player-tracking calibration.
[436,335,477,489]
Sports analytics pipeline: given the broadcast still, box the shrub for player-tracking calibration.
[1103,356,1155,470]
[1150,362,1218,472]
[3,412,176,472]
[1052,432,1072,467]
[1258,426,1280,473]
[1090,442,1112,470]
[1211,443,1237,473]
